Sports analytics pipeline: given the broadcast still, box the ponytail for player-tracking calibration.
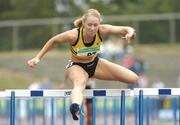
[73,17,83,28]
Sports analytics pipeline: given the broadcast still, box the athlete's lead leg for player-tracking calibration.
[66,65,88,120]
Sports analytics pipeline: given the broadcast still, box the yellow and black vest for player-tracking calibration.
[70,27,102,57]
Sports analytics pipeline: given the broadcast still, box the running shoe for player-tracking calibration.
[70,103,80,120]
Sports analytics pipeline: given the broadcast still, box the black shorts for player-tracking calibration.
[66,56,99,78]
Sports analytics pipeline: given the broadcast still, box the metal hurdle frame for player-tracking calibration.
[1,88,180,125]
[5,89,131,125]
[134,88,180,125]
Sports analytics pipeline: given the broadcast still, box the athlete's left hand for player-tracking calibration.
[125,31,136,43]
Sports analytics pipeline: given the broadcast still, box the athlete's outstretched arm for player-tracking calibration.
[27,29,77,68]
[99,24,136,41]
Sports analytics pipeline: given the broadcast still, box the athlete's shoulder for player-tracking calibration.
[61,28,78,44]
[65,28,78,37]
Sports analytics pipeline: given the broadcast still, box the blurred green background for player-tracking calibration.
[0,0,180,90]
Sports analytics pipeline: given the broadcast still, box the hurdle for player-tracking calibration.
[134,88,180,125]
[4,89,131,125]
[2,88,180,125]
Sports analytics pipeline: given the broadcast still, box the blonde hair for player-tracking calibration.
[73,9,102,28]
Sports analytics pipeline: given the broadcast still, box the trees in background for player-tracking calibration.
[0,0,180,20]
[0,0,180,50]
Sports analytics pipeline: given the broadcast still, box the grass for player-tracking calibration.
[0,49,71,90]
[0,68,34,89]
[0,43,180,90]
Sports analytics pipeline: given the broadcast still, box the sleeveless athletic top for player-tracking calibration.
[70,27,102,57]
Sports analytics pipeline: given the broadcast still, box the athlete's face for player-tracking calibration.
[83,15,100,36]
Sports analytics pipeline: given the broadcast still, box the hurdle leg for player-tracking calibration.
[120,90,125,125]
[139,90,143,125]
[79,104,84,125]
[10,91,15,125]
[172,97,177,125]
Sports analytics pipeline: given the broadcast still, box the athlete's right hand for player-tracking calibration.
[27,57,40,68]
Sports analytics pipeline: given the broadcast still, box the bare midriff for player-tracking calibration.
[71,54,97,63]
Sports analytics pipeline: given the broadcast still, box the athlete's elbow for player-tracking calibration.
[128,74,139,84]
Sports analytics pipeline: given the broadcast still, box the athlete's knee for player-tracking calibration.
[73,78,87,89]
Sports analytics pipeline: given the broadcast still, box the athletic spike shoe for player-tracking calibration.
[70,103,80,120]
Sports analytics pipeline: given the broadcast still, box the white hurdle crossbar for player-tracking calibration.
[134,88,180,96]
[1,88,180,125]
[4,88,180,98]
[5,89,132,97]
